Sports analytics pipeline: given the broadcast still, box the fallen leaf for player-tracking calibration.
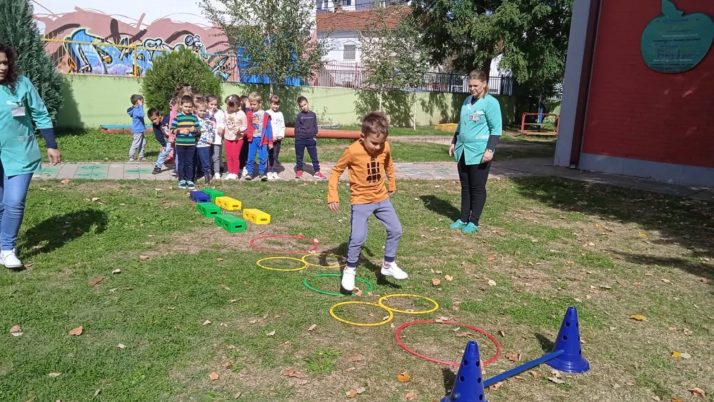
[220,284,231,291]
[350,354,365,363]
[217,258,224,262]
[598,285,612,290]
[308,324,317,332]
[505,352,522,362]
[223,362,233,369]
[281,367,307,379]
[487,255,497,262]
[689,387,705,398]
[117,343,126,349]
[435,316,452,323]
[681,352,692,359]
[209,372,219,381]
[10,325,23,337]
[94,389,101,397]
[404,390,418,401]
[489,381,505,390]
[445,275,454,282]
[396,371,411,383]
[356,387,366,394]
[431,278,441,286]
[661,278,671,284]
[88,276,104,287]
[266,330,276,336]
[138,255,150,261]
[629,314,647,322]
[530,371,541,379]
[547,376,565,384]
[112,269,121,274]
[487,279,497,287]
[229,299,238,303]
[353,287,363,296]
[60,178,71,185]
[346,389,358,398]
[671,398,684,402]
[202,320,212,326]
[499,330,506,337]
[48,372,61,378]
[68,326,83,336]
[671,351,681,359]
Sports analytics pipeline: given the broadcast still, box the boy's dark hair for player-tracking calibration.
[130,94,144,105]
[269,94,280,104]
[207,95,218,103]
[225,94,240,108]
[239,95,249,110]
[361,112,389,137]
[297,96,308,104]
[194,95,207,105]
[180,95,194,105]
[148,107,161,117]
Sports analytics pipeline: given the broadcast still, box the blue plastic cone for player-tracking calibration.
[441,340,487,402]
[546,306,590,373]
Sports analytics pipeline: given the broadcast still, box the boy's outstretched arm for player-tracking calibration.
[384,143,396,195]
[327,148,351,212]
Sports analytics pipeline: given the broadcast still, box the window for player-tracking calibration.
[343,44,356,60]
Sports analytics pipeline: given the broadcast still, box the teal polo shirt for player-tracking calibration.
[453,94,502,165]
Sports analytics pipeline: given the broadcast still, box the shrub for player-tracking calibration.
[142,48,222,114]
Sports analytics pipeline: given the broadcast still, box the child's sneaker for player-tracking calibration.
[462,222,479,234]
[341,266,357,291]
[152,167,162,175]
[139,157,146,162]
[314,171,327,180]
[213,173,221,180]
[226,173,238,180]
[259,174,268,182]
[0,249,23,269]
[295,170,303,179]
[380,261,408,280]
[244,175,253,181]
[129,158,136,162]
[178,180,187,189]
[449,219,467,230]
[187,181,196,190]
[242,167,248,177]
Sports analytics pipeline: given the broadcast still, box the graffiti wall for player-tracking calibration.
[36,7,237,80]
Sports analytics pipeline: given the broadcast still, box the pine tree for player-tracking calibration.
[0,0,63,119]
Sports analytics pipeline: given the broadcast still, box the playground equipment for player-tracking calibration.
[196,202,221,218]
[256,256,308,272]
[215,214,247,233]
[329,301,394,327]
[190,190,210,203]
[519,112,559,136]
[377,294,440,315]
[243,208,271,225]
[441,341,486,402]
[215,196,242,211]
[284,127,360,140]
[202,188,224,202]
[441,307,590,401]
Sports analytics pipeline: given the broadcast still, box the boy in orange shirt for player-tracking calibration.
[327,111,407,291]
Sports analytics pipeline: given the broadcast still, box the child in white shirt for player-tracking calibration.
[266,95,286,181]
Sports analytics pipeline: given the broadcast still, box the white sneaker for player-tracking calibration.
[381,261,408,280]
[213,173,221,180]
[269,172,279,181]
[341,267,357,291]
[242,167,248,178]
[225,173,238,180]
[1,249,23,269]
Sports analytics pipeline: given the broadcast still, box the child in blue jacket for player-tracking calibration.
[127,94,146,161]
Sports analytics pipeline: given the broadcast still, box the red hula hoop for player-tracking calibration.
[249,234,320,255]
[394,320,502,367]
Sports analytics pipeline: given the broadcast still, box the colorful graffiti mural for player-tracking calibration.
[36,7,236,80]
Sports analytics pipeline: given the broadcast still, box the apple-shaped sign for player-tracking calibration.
[641,0,714,73]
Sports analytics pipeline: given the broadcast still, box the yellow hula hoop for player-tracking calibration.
[300,253,344,269]
[377,294,440,315]
[329,301,394,327]
[256,256,308,272]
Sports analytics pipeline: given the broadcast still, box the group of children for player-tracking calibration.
[127,87,409,291]
[126,85,326,189]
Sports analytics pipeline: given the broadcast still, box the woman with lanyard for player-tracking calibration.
[0,43,61,269]
[448,70,502,234]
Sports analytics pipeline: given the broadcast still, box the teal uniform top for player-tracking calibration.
[0,75,52,175]
[453,94,502,165]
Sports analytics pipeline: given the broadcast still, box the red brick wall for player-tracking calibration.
[582,0,714,168]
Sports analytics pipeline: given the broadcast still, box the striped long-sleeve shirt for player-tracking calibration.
[171,113,201,146]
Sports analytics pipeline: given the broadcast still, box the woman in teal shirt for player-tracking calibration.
[0,43,61,269]
[448,70,502,234]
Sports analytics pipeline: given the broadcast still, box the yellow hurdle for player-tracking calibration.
[243,208,271,225]
[215,196,242,211]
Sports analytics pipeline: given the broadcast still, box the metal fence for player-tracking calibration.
[43,38,514,94]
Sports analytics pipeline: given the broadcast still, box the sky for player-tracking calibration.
[32,0,212,26]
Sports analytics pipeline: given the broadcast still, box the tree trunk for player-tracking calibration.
[481,57,492,77]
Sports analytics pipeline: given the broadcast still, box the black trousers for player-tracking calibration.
[457,155,491,225]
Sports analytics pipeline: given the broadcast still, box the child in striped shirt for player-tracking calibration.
[171,95,201,189]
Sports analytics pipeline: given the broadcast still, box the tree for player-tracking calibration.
[142,48,222,114]
[411,0,572,98]
[200,0,327,95]
[0,0,63,119]
[359,6,430,127]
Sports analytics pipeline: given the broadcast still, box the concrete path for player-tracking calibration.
[34,158,714,201]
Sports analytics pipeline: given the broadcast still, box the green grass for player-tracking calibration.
[1,177,712,401]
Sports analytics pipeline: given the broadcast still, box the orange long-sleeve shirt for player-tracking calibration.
[327,140,396,205]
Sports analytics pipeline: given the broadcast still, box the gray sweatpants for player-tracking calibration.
[347,199,402,267]
[129,132,145,159]
[212,144,222,175]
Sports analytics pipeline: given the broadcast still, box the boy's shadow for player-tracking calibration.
[18,209,108,260]
[420,195,459,220]
[322,242,403,295]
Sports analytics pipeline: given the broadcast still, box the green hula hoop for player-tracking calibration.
[303,272,374,296]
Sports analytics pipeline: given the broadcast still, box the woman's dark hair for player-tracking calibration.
[0,43,19,92]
